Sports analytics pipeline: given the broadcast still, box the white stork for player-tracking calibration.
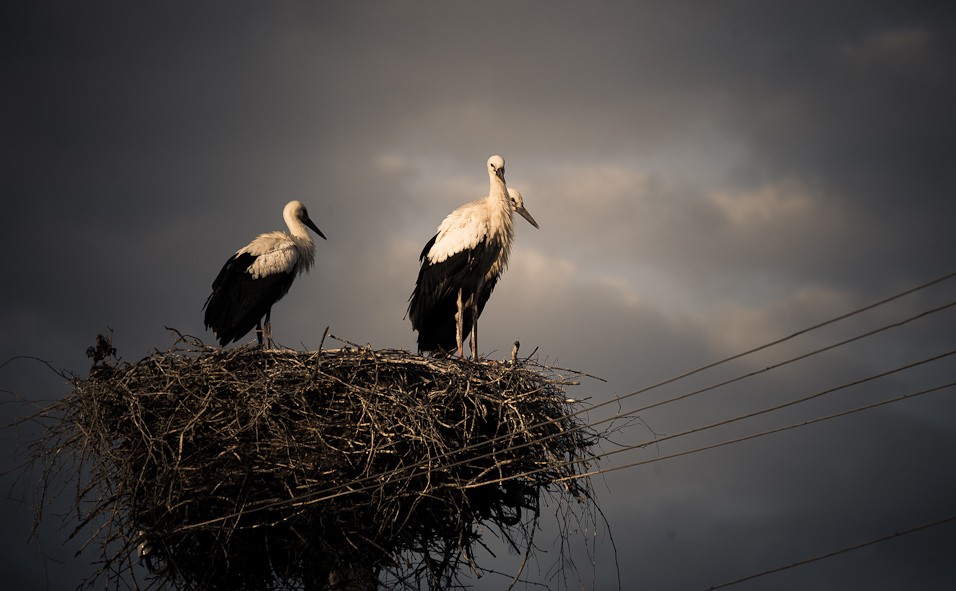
[408,155,539,359]
[203,200,326,348]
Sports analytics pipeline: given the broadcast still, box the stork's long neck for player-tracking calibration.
[284,214,316,273]
[487,169,516,268]
[488,170,511,217]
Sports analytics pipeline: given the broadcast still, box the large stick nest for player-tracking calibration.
[36,335,600,590]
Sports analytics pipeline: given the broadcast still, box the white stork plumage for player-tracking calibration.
[408,155,539,359]
[203,200,326,348]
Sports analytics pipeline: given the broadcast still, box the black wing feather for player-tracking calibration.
[203,253,295,346]
[408,235,503,353]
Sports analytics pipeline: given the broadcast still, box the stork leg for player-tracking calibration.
[263,309,273,349]
[470,279,485,361]
[455,288,464,358]
[470,302,479,361]
[255,320,264,347]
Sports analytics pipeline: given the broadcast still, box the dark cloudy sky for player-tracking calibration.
[3,2,956,589]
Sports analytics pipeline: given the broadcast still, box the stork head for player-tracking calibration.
[487,154,506,182]
[507,188,539,229]
[284,200,327,240]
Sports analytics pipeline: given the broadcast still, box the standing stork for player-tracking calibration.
[408,155,539,359]
[203,200,326,348]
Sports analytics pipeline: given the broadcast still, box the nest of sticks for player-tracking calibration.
[35,334,600,590]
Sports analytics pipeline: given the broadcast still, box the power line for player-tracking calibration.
[550,348,956,482]
[702,513,956,590]
[555,378,956,484]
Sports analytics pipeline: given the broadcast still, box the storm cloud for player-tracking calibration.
[3,2,955,589]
